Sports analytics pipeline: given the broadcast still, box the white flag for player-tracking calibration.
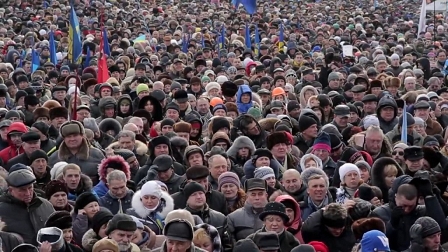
[418,0,427,36]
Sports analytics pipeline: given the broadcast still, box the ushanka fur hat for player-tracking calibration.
[351,217,386,241]
[49,107,68,120]
[33,107,50,121]
[81,78,97,93]
[42,100,61,110]
[173,121,191,133]
[266,131,291,150]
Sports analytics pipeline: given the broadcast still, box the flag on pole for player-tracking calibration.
[68,1,82,63]
[245,23,251,49]
[31,49,40,73]
[84,47,90,68]
[401,105,408,144]
[219,26,226,58]
[182,34,188,53]
[49,31,58,65]
[254,25,260,56]
[278,23,284,52]
[133,35,146,43]
[231,0,257,14]
[418,0,427,36]
[98,29,110,84]
[102,28,110,56]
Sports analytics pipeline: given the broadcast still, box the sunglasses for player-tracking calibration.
[392,151,404,156]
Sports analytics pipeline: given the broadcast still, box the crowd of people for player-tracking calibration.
[0,0,447,251]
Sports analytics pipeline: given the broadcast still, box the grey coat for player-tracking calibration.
[152,241,207,252]
[0,193,55,245]
[98,190,134,214]
[227,202,264,242]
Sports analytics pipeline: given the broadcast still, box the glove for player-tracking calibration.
[390,207,404,229]
[410,224,423,244]
[418,179,433,197]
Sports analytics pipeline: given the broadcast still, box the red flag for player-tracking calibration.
[97,28,110,83]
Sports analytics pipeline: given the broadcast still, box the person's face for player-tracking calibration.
[63,169,81,189]
[282,174,301,193]
[109,230,134,251]
[63,228,73,243]
[313,148,329,161]
[84,201,99,218]
[10,184,34,204]
[395,194,417,214]
[166,109,179,121]
[68,78,77,88]
[31,157,47,175]
[241,93,251,103]
[326,226,345,237]
[187,191,206,209]
[359,167,370,183]
[364,132,383,155]
[141,193,160,209]
[423,232,441,251]
[245,121,260,136]
[405,158,424,172]
[64,133,83,149]
[209,156,228,180]
[307,177,327,202]
[392,148,405,163]
[414,124,426,135]
[50,191,68,208]
[343,171,360,188]
[380,107,395,121]
[334,115,348,127]
[188,152,203,166]
[264,214,284,233]
[54,90,66,101]
[271,143,287,159]
[108,179,127,199]
[9,133,22,146]
[167,239,191,252]
[246,189,267,209]
[220,182,238,199]
[255,156,270,167]
[415,108,429,120]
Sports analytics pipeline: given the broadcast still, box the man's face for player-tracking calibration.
[405,158,423,172]
[49,191,68,208]
[63,169,81,189]
[10,184,34,204]
[307,177,327,202]
[282,173,301,193]
[119,136,134,151]
[424,232,441,251]
[395,194,417,214]
[209,156,228,180]
[64,134,82,149]
[9,133,22,146]
[246,189,268,209]
[154,144,169,156]
[109,230,134,251]
[364,132,383,155]
[108,179,127,198]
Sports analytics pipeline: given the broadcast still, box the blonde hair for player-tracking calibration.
[193,228,211,247]
[383,164,398,176]
[63,164,81,175]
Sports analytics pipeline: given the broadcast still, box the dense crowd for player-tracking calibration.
[0,0,448,251]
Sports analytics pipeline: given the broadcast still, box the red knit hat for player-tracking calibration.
[308,241,329,252]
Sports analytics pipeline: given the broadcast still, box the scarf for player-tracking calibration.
[107,190,127,214]
[308,194,329,211]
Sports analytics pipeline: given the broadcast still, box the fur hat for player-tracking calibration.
[92,239,119,252]
[49,107,68,120]
[173,121,191,133]
[60,120,85,138]
[42,100,61,110]
[24,95,40,107]
[74,192,98,213]
[45,180,68,199]
[221,81,238,97]
[225,102,238,114]
[165,209,196,227]
[45,211,72,230]
[82,78,98,93]
[301,167,329,187]
[369,79,383,89]
[352,217,386,240]
[98,156,130,182]
[266,132,291,150]
[33,107,50,121]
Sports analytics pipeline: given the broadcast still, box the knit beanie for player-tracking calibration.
[218,172,241,190]
[413,216,441,238]
[29,149,48,164]
[140,181,162,199]
[92,208,114,235]
[136,84,149,95]
[93,239,119,252]
[183,181,205,199]
[165,102,180,112]
[312,132,331,152]
[161,118,176,128]
[254,166,275,180]
[298,115,317,132]
[339,163,360,180]
[32,121,50,135]
[355,160,372,172]
[205,82,220,93]
[247,107,262,120]
[74,192,98,213]
[308,241,329,252]
[50,162,68,180]
[212,104,228,115]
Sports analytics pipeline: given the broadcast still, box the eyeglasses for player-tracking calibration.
[392,151,404,156]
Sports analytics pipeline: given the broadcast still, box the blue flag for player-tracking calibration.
[68,1,82,63]
[84,47,90,68]
[401,105,407,144]
[49,31,58,65]
[219,26,226,58]
[254,25,260,56]
[245,23,251,49]
[102,28,110,56]
[279,23,284,51]
[31,49,40,73]
[232,0,256,14]
[182,34,188,53]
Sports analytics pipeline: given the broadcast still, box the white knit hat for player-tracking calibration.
[50,162,68,180]
[254,166,275,181]
[205,82,221,93]
[339,163,360,180]
[140,181,162,199]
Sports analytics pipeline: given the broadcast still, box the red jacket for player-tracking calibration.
[275,194,304,243]
[0,122,27,165]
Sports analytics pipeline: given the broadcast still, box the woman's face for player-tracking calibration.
[241,93,251,103]
[304,90,314,102]
[84,202,100,219]
[120,103,130,113]
[195,236,213,252]
[264,215,284,233]
[141,194,160,209]
[384,170,397,188]
[209,88,219,97]
[343,171,360,189]
[220,183,238,199]
[63,228,73,243]
[68,78,77,88]
[145,101,154,113]
[304,159,317,169]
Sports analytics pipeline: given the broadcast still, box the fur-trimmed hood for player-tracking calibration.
[194,223,221,252]
[299,85,319,109]
[81,229,99,252]
[98,155,131,183]
[371,157,404,204]
[131,189,174,219]
[59,138,90,161]
[300,153,323,170]
[98,118,122,136]
[258,118,280,132]
[107,140,148,156]
[227,136,256,159]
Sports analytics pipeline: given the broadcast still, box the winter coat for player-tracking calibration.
[96,131,114,150]
[98,190,134,214]
[34,167,52,191]
[322,157,338,185]
[48,138,105,185]
[93,181,108,198]
[172,181,228,215]
[186,204,227,240]
[284,182,308,203]
[275,195,304,243]
[385,124,424,146]
[300,192,334,220]
[81,229,101,252]
[72,213,91,246]
[227,202,264,242]
[6,152,31,171]
[0,193,55,245]
[126,189,174,235]
[40,139,56,153]
[0,122,27,164]
[247,227,300,252]
[302,209,356,252]
[370,157,404,204]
